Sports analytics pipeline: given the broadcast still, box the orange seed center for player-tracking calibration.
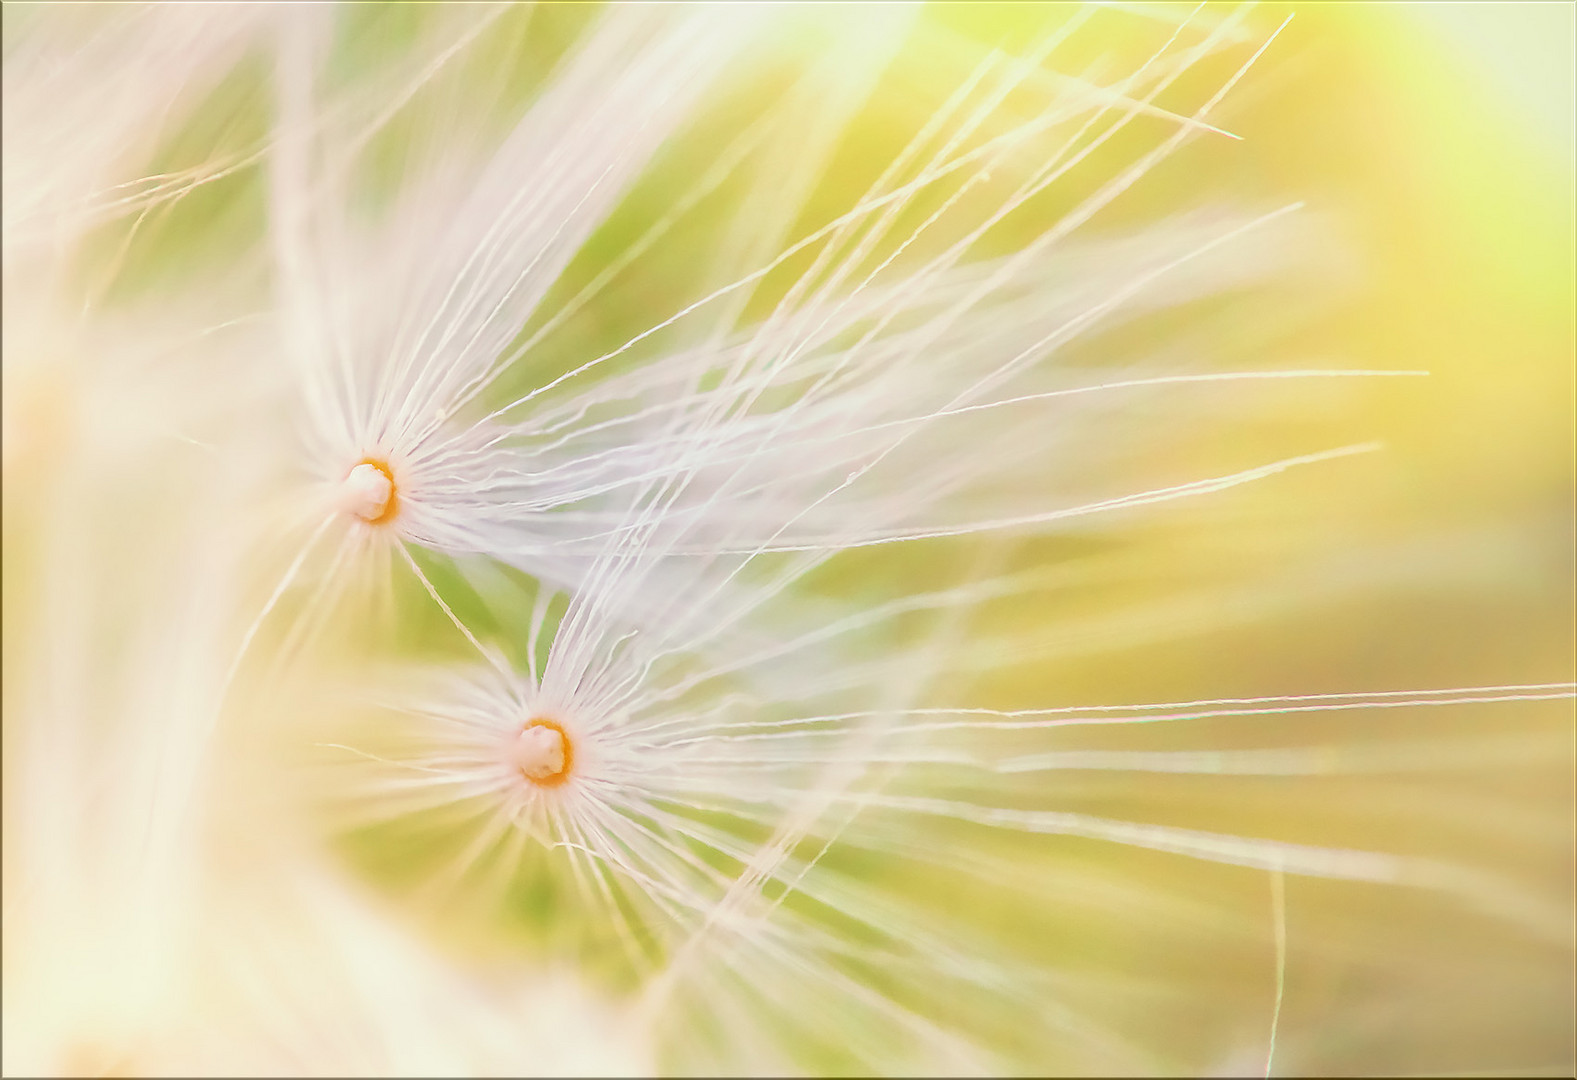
[511,718,572,786]
[342,458,398,525]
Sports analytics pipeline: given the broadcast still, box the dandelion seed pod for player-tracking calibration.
[337,460,395,523]
[511,718,572,786]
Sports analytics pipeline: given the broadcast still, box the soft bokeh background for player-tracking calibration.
[3,3,1572,1076]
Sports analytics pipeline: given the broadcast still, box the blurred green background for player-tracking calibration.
[298,4,1576,1074]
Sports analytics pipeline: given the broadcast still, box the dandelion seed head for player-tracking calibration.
[7,1,1568,1073]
